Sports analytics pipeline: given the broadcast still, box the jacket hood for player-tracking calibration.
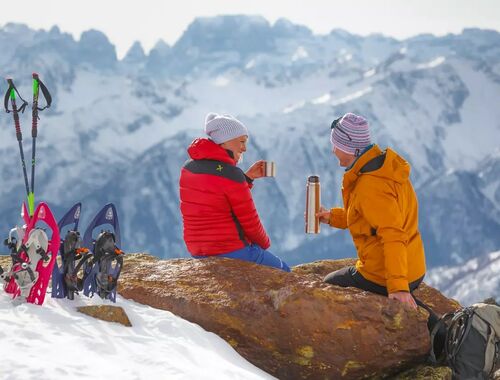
[345,145,411,187]
[366,147,411,184]
[187,138,236,165]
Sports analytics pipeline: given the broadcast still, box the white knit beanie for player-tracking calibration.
[204,113,248,144]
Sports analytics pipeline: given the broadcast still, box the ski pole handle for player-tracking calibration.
[4,78,28,139]
[6,79,22,141]
[33,73,52,112]
[32,73,39,138]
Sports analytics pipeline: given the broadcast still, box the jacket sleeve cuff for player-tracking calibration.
[329,208,347,229]
[244,174,254,188]
[386,278,410,294]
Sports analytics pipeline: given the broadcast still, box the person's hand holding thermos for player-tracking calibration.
[316,206,330,224]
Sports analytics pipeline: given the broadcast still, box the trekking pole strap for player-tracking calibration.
[4,79,28,115]
[36,77,52,111]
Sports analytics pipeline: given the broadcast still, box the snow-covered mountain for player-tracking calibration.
[426,250,500,305]
[0,17,499,271]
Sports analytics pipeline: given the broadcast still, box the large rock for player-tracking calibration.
[0,255,10,269]
[293,259,461,316]
[390,364,452,380]
[77,305,132,327]
[119,254,459,379]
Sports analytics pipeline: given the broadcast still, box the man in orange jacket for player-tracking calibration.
[318,113,426,309]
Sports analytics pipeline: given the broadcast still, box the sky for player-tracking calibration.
[1,0,500,58]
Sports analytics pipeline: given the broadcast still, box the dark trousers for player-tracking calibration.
[323,266,423,296]
[325,266,443,353]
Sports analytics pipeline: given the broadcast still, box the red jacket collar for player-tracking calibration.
[187,138,236,165]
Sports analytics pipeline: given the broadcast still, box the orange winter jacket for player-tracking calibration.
[329,145,426,293]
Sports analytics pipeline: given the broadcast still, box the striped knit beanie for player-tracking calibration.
[330,113,371,155]
[204,113,248,144]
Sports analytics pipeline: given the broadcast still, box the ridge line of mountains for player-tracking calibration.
[0,16,499,299]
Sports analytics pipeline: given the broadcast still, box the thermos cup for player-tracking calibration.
[264,161,276,177]
[305,175,321,234]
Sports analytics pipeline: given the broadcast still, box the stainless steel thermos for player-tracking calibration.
[305,175,321,234]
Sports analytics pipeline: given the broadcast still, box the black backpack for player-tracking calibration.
[429,302,500,379]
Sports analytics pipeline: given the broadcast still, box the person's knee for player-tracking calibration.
[281,261,291,272]
[324,271,341,285]
[261,249,290,272]
[323,266,354,287]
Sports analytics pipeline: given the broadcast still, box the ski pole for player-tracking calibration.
[4,78,30,214]
[30,73,52,217]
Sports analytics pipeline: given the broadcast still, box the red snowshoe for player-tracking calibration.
[1,202,60,305]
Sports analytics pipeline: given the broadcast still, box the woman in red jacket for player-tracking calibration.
[179,112,290,272]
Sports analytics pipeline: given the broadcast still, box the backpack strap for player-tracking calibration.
[413,296,452,364]
[445,308,474,367]
[429,312,455,364]
[414,297,442,329]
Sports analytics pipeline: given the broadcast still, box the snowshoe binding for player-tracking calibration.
[2,204,30,295]
[2,202,60,305]
[52,229,92,300]
[92,230,124,300]
[82,203,124,302]
[1,226,27,292]
[51,203,93,300]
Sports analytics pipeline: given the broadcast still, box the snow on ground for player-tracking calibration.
[0,292,275,380]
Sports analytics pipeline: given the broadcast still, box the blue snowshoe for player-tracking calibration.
[82,203,124,302]
[52,203,93,300]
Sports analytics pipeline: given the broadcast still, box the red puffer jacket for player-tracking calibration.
[179,138,271,255]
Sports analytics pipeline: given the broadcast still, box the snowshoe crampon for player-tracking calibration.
[1,202,60,305]
[82,203,124,302]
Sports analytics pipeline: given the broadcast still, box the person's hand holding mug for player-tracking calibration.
[245,160,265,180]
